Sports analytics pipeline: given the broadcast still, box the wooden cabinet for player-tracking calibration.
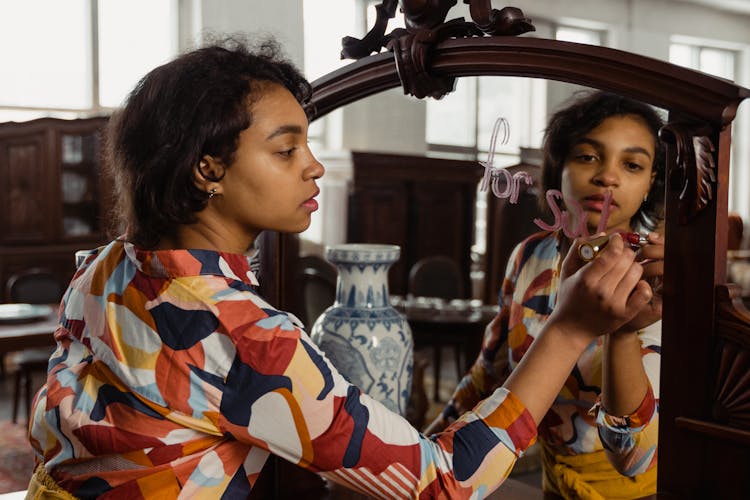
[483,161,544,304]
[347,151,484,297]
[0,117,110,300]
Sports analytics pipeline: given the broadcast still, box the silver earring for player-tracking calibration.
[643,193,648,202]
[208,188,217,199]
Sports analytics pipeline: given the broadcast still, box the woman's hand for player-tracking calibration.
[549,233,653,343]
[615,232,664,334]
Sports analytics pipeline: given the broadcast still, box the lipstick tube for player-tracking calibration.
[578,232,648,262]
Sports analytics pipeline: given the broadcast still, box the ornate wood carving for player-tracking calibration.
[340,1,533,99]
[716,284,750,348]
[710,338,750,430]
[658,123,717,223]
[465,2,534,35]
[708,284,750,431]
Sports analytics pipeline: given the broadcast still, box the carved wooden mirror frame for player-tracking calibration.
[261,2,750,496]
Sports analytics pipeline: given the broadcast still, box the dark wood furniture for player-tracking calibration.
[258,2,750,497]
[5,269,63,423]
[0,116,111,302]
[402,301,498,402]
[484,161,544,304]
[347,151,483,296]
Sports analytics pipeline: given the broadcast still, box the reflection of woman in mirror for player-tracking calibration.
[27,41,655,498]
[426,91,665,499]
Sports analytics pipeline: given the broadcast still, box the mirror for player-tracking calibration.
[289,77,672,489]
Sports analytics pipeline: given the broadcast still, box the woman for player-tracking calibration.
[27,41,654,499]
[426,91,665,499]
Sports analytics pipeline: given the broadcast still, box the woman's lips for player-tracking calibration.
[302,199,318,211]
[302,193,319,211]
[581,195,617,212]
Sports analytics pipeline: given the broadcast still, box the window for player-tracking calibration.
[669,39,747,221]
[555,26,603,46]
[97,0,177,108]
[0,0,178,122]
[427,24,603,254]
[670,42,736,80]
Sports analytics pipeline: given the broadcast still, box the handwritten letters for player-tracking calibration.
[479,117,612,238]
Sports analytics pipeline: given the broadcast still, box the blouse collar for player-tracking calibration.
[121,240,260,287]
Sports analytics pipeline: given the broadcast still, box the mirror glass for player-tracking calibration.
[293,79,669,492]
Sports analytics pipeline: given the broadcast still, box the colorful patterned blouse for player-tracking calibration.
[441,231,660,477]
[29,239,537,499]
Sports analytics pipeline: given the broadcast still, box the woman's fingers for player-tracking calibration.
[555,233,648,336]
[625,279,653,314]
[588,235,641,300]
[637,232,664,263]
[641,259,663,279]
[560,236,588,280]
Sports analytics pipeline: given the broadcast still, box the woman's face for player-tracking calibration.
[216,83,324,243]
[560,114,656,233]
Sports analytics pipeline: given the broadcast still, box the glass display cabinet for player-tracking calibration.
[0,116,110,299]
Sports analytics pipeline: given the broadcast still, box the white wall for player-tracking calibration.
[180,0,305,68]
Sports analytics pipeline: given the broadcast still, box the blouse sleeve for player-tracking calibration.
[437,243,525,425]
[594,321,661,476]
[218,312,537,498]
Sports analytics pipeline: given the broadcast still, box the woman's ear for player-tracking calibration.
[192,155,226,194]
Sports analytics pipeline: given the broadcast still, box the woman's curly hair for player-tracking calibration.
[105,36,312,248]
[540,91,666,231]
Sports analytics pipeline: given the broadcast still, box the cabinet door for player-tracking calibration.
[58,129,105,240]
[0,131,55,242]
[412,182,474,298]
[348,180,409,293]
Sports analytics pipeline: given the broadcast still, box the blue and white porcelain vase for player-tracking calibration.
[310,244,413,415]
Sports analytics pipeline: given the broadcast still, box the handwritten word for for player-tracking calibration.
[479,117,612,238]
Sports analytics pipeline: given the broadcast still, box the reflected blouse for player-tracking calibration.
[441,231,660,476]
[29,239,537,499]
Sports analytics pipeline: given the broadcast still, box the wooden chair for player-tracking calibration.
[6,268,64,305]
[297,255,337,330]
[728,212,744,251]
[5,268,62,423]
[408,255,465,401]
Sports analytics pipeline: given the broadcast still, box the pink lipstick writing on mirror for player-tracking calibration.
[578,232,648,262]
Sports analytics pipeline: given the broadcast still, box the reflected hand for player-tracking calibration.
[615,232,664,333]
[550,234,652,341]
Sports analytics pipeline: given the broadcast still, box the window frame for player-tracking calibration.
[0,0,178,122]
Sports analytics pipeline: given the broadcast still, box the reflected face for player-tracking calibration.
[218,83,324,241]
[561,115,656,233]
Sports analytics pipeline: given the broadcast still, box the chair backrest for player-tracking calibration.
[297,255,337,329]
[408,255,463,300]
[728,212,744,251]
[6,268,64,304]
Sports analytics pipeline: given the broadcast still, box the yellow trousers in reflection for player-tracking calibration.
[541,441,657,500]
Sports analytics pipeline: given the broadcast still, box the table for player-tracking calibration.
[395,298,499,402]
[0,306,59,356]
